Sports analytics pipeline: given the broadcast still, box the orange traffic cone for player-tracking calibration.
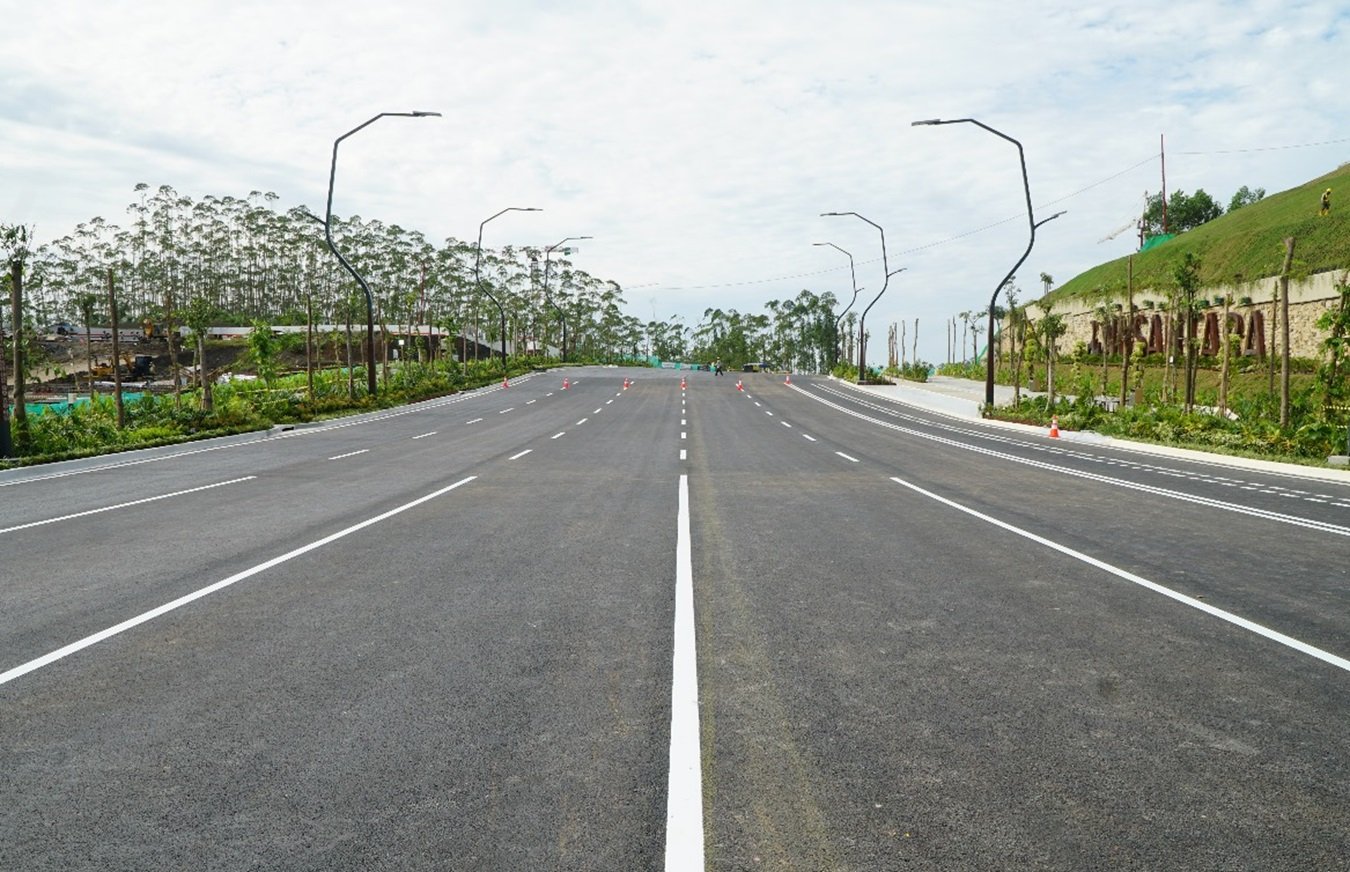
[680,377,686,389]
[502,377,510,389]
[1049,415,1060,438]
[623,377,630,389]
[562,377,569,389]
[784,372,792,385]
[736,379,743,391]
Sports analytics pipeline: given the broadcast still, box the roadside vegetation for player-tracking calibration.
[934,164,1350,466]
[0,185,650,467]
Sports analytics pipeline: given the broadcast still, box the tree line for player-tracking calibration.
[7,184,646,364]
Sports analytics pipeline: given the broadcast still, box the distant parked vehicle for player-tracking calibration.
[45,321,76,336]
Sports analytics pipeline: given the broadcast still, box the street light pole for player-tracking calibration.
[542,236,592,363]
[323,110,441,399]
[474,207,542,378]
[911,118,1063,407]
[821,212,893,383]
[813,241,859,371]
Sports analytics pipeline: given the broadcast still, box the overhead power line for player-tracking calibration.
[1179,135,1350,155]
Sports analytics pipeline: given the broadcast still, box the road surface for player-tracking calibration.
[2,366,1346,870]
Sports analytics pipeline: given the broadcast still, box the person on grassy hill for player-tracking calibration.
[1320,188,1331,216]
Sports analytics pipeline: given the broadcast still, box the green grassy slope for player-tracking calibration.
[1051,162,1350,304]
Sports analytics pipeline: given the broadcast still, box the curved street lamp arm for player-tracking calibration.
[822,211,892,381]
[321,110,440,396]
[542,236,591,361]
[863,268,905,322]
[473,207,542,368]
[813,241,860,326]
[913,117,1055,405]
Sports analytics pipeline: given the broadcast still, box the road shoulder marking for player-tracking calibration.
[0,477,256,536]
[0,476,479,687]
[890,475,1350,673]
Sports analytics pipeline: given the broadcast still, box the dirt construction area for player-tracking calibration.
[21,337,273,397]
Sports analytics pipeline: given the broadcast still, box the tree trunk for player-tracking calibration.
[1219,293,1232,415]
[109,270,125,429]
[10,258,26,447]
[1268,281,1279,396]
[1184,304,1197,413]
[84,304,95,399]
[0,303,9,458]
[1121,257,1134,407]
[345,300,355,400]
[166,287,181,409]
[1047,340,1056,408]
[1279,237,1294,428]
[306,293,314,401]
[197,330,213,413]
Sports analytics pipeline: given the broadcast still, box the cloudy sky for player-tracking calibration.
[5,0,1348,364]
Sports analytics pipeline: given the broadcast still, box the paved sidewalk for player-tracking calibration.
[827,375,1350,484]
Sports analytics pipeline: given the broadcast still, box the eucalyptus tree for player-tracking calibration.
[2,223,35,453]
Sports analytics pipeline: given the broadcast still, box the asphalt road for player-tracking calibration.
[1,366,1346,871]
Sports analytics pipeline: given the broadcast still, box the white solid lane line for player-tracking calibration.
[665,474,705,869]
[798,386,1350,538]
[891,475,1349,674]
[0,476,479,687]
[509,449,532,460]
[328,449,369,461]
[0,477,256,536]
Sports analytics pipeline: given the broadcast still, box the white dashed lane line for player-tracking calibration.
[509,449,532,461]
[328,449,369,461]
[835,452,860,463]
[803,434,817,442]
[551,432,566,440]
[411,432,436,440]
[467,418,483,424]
[809,382,1350,509]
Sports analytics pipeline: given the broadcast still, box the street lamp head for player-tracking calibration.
[911,118,943,126]
[410,110,443,117]
[820,211,846,217]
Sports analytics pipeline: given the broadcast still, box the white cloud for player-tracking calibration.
[3,0,1349,365]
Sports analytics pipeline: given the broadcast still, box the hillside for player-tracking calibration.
[1050,162,1350,304]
